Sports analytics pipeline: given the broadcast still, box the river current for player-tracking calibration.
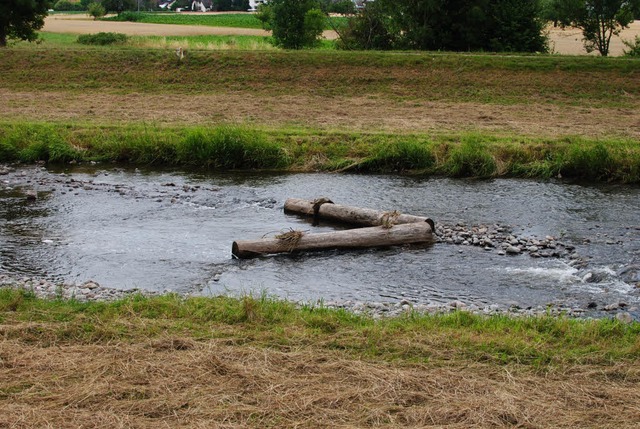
[1,165,639,316]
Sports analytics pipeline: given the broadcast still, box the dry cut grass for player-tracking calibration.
[2,334,640,428]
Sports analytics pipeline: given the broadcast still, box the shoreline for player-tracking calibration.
[1,271,636,322]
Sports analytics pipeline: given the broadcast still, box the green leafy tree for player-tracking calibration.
[87,1,106,19]
[0,0,51,47]
[554,0,638,55]
[101,0,136,14]
[339,0,547,52]
[257,0,326,49]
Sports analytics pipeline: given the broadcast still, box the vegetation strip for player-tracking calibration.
[1,288,638,366]
[1,288,639,428]
[1,49,638,107]
[1,122,639,182]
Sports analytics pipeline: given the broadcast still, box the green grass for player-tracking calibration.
[1,48,638,107]
[1,287,638,367]
[104,12,265,29]
[102,11,348,31]
[1,122,639,182]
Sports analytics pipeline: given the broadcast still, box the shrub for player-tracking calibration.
[77,32,129,45]
[54,0,86,11]
[115,11,145,22]
[87,2,106,20]
[623,36,640,57]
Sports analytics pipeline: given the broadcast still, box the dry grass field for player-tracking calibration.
[2,337,639,428]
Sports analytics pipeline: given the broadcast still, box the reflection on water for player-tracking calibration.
[1,165,639,312]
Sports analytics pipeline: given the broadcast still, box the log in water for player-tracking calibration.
[232,222,434,259]
[284,198,434,228]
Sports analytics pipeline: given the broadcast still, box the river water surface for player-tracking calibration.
[1,165,639,316]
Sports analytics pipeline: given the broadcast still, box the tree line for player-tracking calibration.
[259,0,640,56]
[2,0,640,55]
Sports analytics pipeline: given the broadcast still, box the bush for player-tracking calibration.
[87,2,106,20]
[114,11,144,22]
[77,32,129,45]
[623,36,640,56]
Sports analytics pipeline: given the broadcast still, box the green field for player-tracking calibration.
[103,11,349,30]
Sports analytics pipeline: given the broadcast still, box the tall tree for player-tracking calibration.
[0,0,51,47]
[555,0,638,56]
[257,0,325,49]
[339,0,548,53]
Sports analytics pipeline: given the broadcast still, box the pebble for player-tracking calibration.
[0,275,161,302]
[435,222,584,262]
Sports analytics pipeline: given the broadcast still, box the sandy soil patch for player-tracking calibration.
[1,89,638,139]
[43,15,640,55]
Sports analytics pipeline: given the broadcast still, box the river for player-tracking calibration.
[1,164,639,318]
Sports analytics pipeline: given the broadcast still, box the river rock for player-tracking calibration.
[615,312,634,324]
[505,245,522,255]
[603,303,621,311]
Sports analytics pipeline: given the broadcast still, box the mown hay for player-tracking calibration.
[1,338,639,428]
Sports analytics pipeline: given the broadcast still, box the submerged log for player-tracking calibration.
[284,198,434,229]
[232,222,434,259]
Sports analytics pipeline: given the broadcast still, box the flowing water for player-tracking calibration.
[1,165,639,316]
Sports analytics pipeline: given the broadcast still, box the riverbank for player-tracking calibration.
[1,47,639,181]
[1,123,640,182]
[1,288,639,428]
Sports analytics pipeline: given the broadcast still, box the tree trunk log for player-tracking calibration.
[232,222,434,259]
[284,198,434,228]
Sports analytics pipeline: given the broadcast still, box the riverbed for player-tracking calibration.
[1,164,639,318]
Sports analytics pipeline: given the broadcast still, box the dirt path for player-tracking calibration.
[1,89,638,138]
[43,14,640,55]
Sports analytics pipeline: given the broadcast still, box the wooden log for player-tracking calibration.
[232,222,434,259]
[284,197,434,229]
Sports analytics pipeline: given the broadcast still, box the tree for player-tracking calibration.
[257,0,326,49]
[87,1,106,19]
[0,0,51,47]
[554,0,638,56]
[101,0,136,14]
[339,0,548,53]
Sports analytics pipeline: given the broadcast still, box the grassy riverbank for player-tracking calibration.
[1,288,639,428]
[2,122,639,181]
[1,46,639,181]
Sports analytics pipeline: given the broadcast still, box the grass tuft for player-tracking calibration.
[177,126,290,169]
[443,137,497,178]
